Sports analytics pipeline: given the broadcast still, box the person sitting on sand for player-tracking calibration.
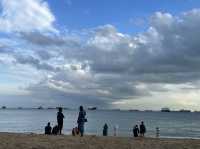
[57,107,65,135]
[72,128,76,136]
[45,122,52,135]
[103,123,108,136]
[133,125,139,137]
[75,127,79,135]
[139,121,146,137]
[52,125,59,135]
[77,106,87,137]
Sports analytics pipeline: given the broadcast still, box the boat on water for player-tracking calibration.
[88,107,97,110]
[179,109,191,112]
[161,107,170,112]
[1,106,6,109]
[38,106,43,110]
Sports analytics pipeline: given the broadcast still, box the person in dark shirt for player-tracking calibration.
[52,125,59,135]
[57,107,65,135]
[103,123,108,136]
[133,125,139,137]
[45,122,52,135]
[140,121,146,137]
[77,106,87,137]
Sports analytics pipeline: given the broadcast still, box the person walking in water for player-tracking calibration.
[103,123,108,136]
[77,106,87,137]
[139,121,146,137]
[133,125,139,137]
[57,107,65,135]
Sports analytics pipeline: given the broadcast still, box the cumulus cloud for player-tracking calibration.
[0,0,56,33]
[2,8,200,109]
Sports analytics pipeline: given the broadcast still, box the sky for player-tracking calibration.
[1,0,200,110]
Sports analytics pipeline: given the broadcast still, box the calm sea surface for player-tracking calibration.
[0,109,200,138]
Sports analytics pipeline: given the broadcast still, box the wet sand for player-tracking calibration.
[0,133,200,149]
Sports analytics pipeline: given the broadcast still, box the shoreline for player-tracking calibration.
[0,132,200,149]
[1,131,200,140]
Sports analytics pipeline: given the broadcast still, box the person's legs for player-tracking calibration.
[78,124,84,137]
[58,123,63,135]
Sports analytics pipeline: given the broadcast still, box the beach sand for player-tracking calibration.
[0,133,199,149]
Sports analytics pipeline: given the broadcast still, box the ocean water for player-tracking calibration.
[0,109,200,138]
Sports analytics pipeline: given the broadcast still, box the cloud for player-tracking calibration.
[0,0,56,33]
[14,54,59,72]
[20,32,66,46]
[2,8,200,109]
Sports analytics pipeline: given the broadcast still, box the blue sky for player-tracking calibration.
[1,0,200,110]
[48,0,200,34]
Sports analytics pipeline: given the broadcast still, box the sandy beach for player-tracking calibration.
[0,133,199,149]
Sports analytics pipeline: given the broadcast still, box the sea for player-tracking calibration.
[0,109,200,139]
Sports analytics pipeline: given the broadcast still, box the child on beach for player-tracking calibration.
[133,125,139,137]
[140,121,146,137]
[103,123,108,136]
[52,125,59,135]
[72,127,80,136]
[45,122,52,135]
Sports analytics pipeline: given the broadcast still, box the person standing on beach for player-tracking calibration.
[103,123,108,136]
[77,106,87,137]
[133,125,139,137]
[57,107,65,135]
[139,121,146,137]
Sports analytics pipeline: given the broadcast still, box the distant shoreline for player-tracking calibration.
[0,108,200,113]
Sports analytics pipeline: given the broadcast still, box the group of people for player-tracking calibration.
[102,122,146,137]
[45,107,65,135]
[133,121,146,137]
[45,106,147,138]
[45,106,87,137]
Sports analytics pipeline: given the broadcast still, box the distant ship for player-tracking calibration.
[1,106,6,109]
[161,107,170,112]
[47,107,54,109]
[144,110,153,112]
[38,106,43,110]
[179,109,191,112]
[129,109,140,112]
[88,107,97,110]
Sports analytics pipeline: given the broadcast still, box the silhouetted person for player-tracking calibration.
[133,125,139,137]
[72,128,76,136]
[57,107,65,135]
[103,123,108,136]
[45,122,52,135]
[75,127,79,135]
[52,125,59,135]
[77,106,87,137]
[140,121,146,137]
